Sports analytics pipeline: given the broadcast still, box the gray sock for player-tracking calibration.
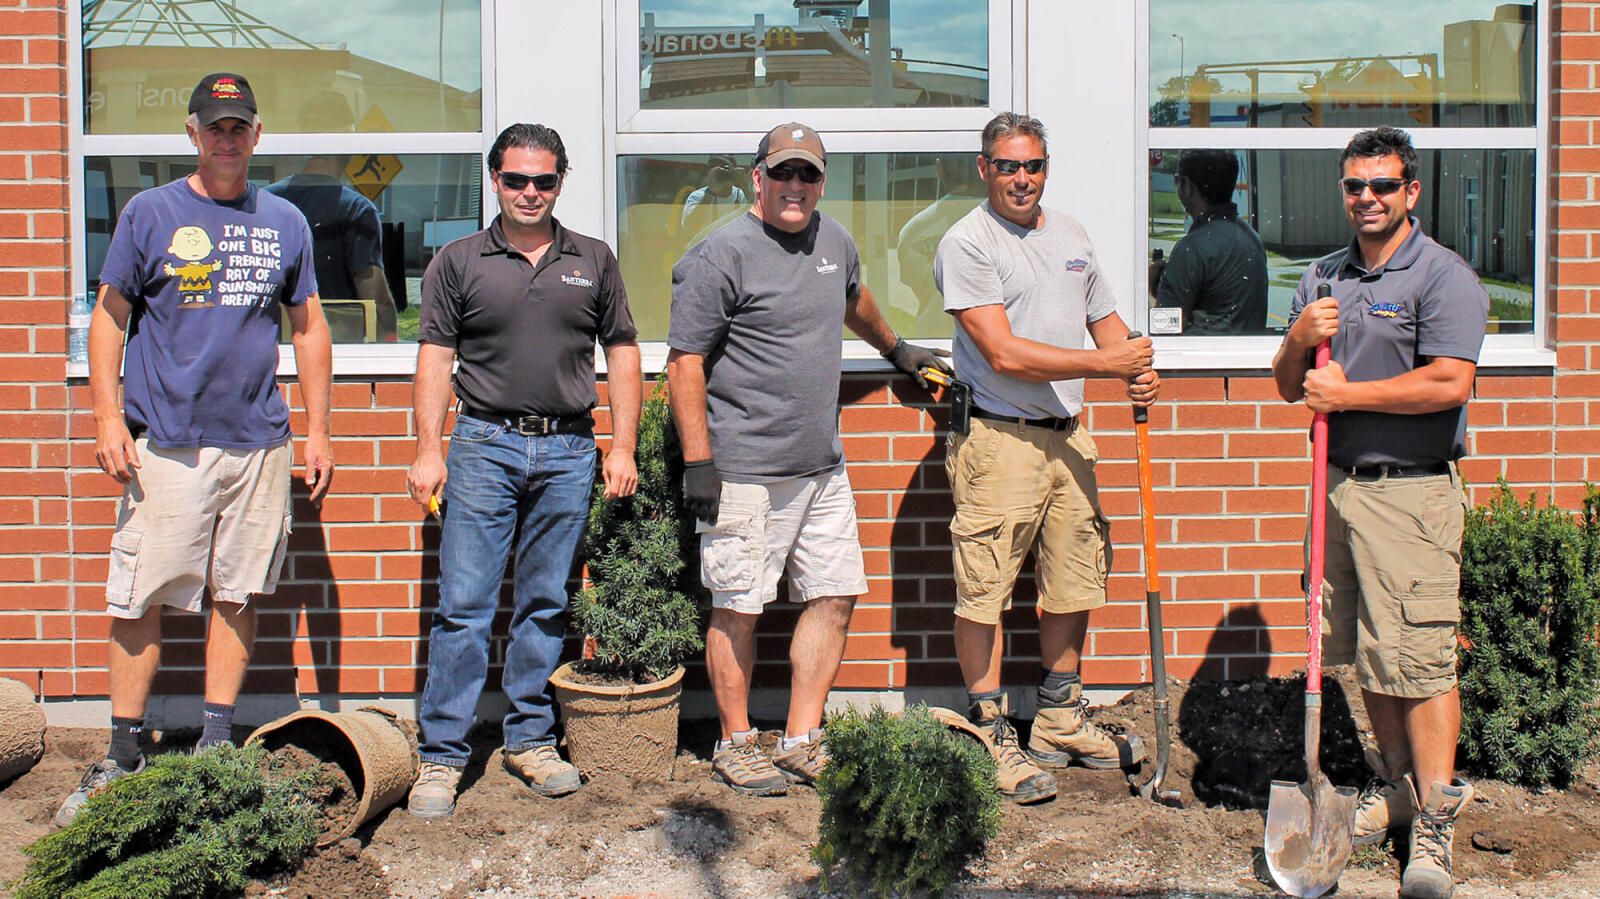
[109,716,144,769]
[197,702,234,749]
[966,689,1003,722]
[1039,669,1080,703]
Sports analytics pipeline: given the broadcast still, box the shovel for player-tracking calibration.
[1123,332,1181,808]
[1264,289,1358,898]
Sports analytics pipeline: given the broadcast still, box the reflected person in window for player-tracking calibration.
[55,72,333,827]
[896,154,985,337]
[263,92,399,341]
[667,122,949,796]
[679,154,750,236]
[1271,126,1488,899]
[406,123,643,816]
[1150,149,1268,334]
[935,112,1158,804]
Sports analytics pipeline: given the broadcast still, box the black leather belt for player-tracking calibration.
[1339,462,1451,479]
[972,406,1078,433]
[459,405,593,437]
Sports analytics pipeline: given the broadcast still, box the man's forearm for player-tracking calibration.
[88,306,127,425]
[413,343,456,456]
[843,286,899,354]
[291,313,333,439]
[604,341,643,454]
[665,351,712,462]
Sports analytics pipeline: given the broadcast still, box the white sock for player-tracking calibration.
[780,732,812,751]
[717,727,758,752]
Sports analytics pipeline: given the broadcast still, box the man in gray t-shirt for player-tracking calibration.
[933,112,1159,804]
[667,123,948,796]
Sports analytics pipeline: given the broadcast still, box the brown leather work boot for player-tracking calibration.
[1028,681,1145,770]
[1400,775,1474,899]
[503,745,582,797]
[969,697,1057,804]
[1353,747,1415,845]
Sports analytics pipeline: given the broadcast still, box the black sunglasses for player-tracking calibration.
[984,156,1048,175]
[764,162,824,184]
[498,170,561,192]
[1339,176,1409,197]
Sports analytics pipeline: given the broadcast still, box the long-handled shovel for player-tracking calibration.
[1124,332,1181,808]
[1264,288,1357,898]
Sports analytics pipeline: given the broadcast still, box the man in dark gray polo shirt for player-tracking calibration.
[1272,126,1488,899]
[1152,148,1268,334]
[667,122,947,796]
[405,123,642,816]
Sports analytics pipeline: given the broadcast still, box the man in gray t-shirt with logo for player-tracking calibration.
[934,112,1159,804]
[667,123,948,796]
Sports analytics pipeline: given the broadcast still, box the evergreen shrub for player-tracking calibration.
[1459,481,1600,787]
[12,743,323,899]
[814,705,1001,898]
[571,380,704,683]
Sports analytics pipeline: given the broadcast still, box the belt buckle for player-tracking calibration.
[515,415,551,436]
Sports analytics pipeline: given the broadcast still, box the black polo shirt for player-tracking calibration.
[418,216,636,418]
[1155,203,1268,334]
[1288,220,1489,468]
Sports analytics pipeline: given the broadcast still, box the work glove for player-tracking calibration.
[883,337,953,389]
[683,459,721,525]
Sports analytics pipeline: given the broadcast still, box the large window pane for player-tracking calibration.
[86,153,483,344]
[1150,1,1535,128]
[618,152,984,340]
[639,1,987,110]
[83,1,481,133]
[1147,148,1534,335]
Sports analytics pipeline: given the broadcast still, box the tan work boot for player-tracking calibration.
[771,727,827,787]
[407,762,464,817]
[1400,774,1474,899]
[1028,682,1146,770]
[712,731,788,796]
[963,698,1057,804]
[1353,747,1415,845]
[503,745,582,797]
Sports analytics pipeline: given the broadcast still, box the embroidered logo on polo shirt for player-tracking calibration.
[1065,258,1088,273]
[560,268,596,288]
[815,257,839,274]
[1369,302,1402,318]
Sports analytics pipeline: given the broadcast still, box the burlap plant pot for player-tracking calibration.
[549,662,684,782]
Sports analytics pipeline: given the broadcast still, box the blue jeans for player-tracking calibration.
[418,413,596,767]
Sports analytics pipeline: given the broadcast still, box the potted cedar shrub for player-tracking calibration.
[549,380,705,781]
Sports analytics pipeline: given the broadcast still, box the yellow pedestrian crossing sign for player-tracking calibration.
[346,153,403,202]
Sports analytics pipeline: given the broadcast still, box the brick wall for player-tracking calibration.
[4,1,1597,712]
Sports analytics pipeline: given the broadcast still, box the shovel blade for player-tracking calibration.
[1263,775,1358,898]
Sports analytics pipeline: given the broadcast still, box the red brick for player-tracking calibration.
[1175,403,1256,429]
[1171,573,1257,601]
[1474,377,1552,399]
[1474,429,1552,455]
[1225,488,1305,515]
[1559,5,1593,33]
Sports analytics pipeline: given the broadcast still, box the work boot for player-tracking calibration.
[1353,747,1415,846]
[54,756,145,827]
[1028,682,1146,770]
[1399,774,1474,899]
[970,697,1057,804]
[711,731,788,796]
[771,727,827,787]
[407,761,463,817]
[503,745,582,797]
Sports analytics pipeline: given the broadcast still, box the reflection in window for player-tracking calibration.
[1147,148,1535,335]
[86,154,483,344]
[1150,1,1535,128]
[618,152,984,340]
[82,0,482,133]
[639,1,987,109]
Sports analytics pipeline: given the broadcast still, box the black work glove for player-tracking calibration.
[683,459,721,525]
[883,337,953,389]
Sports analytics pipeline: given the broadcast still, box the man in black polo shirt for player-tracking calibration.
[1151,148,1268,334]
[1272,126,1488,899]
[405,123,642,816]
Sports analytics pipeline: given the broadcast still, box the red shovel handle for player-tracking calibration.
[1306,339,1331,694]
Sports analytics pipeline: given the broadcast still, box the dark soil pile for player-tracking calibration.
[270,742,360,841]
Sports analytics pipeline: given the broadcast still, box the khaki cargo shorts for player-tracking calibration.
[106,438,294,619]
[1313,466,1466,699]
[945,418,1111,625]
[697,465,869,614]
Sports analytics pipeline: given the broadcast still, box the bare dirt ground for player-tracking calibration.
[4,671,1599,899]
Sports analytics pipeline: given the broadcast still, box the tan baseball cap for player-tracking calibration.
[755,122,826,171]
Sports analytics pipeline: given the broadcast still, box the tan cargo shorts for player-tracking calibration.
[945,418,1111,625]
[1314,466,1466,699]
[106,438,294,619]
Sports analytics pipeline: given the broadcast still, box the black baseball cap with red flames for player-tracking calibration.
[188,73,257,126]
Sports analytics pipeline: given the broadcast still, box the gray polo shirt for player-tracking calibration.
[1156,203,1269,334]
[1288,220,1489,468]
[668,211,860,482]
[418,216,637,418]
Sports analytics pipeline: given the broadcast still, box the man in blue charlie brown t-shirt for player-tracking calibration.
[54,73,334,827]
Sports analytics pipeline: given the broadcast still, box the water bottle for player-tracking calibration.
[68,294,92,366]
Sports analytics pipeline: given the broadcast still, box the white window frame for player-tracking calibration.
[65,0,498,378]
[1132,0,1553,371]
